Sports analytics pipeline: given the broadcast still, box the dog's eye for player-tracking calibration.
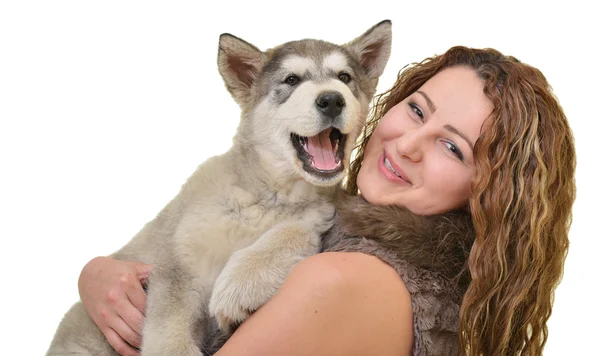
[338,72,352,84]
[284,75,300,86]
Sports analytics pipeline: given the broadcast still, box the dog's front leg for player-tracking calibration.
[208,205,335,331]
[141,265,207,356]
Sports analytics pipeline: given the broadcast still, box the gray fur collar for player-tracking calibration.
[321,191,476,355]
[323,190,475,292]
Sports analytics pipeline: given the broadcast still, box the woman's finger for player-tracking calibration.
[110,314,143,350]
[125,275,148,316]
[117,297,146,336]
[103,327,140,356]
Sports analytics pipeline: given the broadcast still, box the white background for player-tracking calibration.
[1,1,597,354]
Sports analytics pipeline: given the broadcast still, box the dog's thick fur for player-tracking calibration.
[46,21,392,356]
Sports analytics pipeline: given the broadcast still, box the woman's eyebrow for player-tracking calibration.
[416,90,436,113]
[444,124,474,150]
[416,90,473,150]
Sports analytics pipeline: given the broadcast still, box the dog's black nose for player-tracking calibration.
[315,92,345,119]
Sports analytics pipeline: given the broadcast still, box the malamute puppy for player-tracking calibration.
[46,20,392,356]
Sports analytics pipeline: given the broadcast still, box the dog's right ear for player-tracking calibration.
[218,34,267,107]
[345,20,392,80]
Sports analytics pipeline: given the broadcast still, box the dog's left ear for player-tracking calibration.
[218,34,267,107]
[345,20,392,79]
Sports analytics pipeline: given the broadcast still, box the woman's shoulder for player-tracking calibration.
[274,251,416,354]
[215,251,414,356]
[295,251,414,306]
[322,237,465,355]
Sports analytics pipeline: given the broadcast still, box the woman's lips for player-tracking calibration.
[378,153,411,185]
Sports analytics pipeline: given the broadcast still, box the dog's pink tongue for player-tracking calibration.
[307,128,337,170]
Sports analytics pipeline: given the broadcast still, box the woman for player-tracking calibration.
[78,46,576,355]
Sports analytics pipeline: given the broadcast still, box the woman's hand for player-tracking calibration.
[78,256,153,356]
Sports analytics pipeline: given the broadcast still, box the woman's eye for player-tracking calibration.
[408,102,424,121]
[338,72,352,83]
[443,141,464,161]
[284,75,300,85]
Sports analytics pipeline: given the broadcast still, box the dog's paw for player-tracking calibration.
[208,284,251,333]
[208,249,284,331]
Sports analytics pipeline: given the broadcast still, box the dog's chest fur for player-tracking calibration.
[171,152,333,281]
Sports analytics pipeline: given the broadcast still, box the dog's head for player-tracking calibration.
[218,21,392,187]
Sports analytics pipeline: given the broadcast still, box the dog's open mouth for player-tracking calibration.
[291,127,347,178]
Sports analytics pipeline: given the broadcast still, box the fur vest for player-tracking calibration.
[322,191,475,355]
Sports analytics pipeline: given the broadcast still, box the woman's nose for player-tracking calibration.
[396,129,423,162]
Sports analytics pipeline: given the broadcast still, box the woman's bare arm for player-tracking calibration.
[215,251,414,356]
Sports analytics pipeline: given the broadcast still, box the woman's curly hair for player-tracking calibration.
[345,46,576,355]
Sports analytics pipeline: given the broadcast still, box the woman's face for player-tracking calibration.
[357,66,493,215]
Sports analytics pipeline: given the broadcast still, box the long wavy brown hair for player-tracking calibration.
[345,46,576,355]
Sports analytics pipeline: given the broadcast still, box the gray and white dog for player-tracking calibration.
[46,20,392,356]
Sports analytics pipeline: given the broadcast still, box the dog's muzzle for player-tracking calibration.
[291,127,347,178]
